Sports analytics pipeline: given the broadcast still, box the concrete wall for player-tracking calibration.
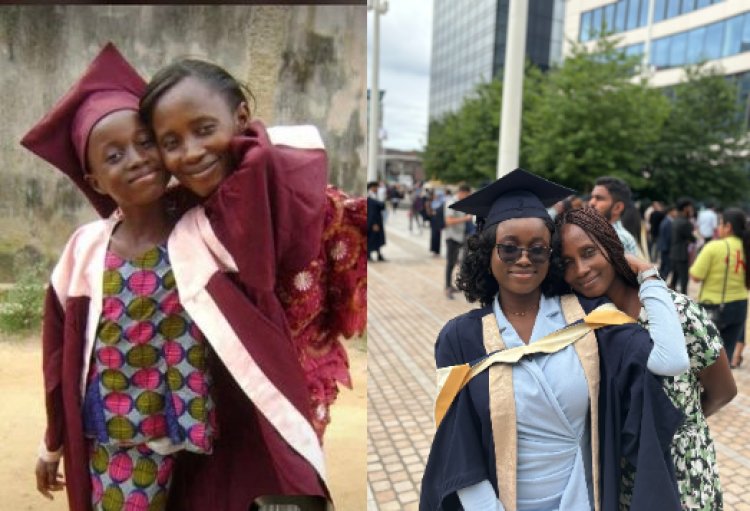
[0,5,365,265]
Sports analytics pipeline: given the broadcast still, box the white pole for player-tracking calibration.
[367,0,388,182]
[642,0,656,75]
[497,0,529,178]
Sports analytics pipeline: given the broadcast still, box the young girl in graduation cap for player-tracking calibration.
[420,169,689,511]
[22,43,332,511]
[138,58,367,442]
[556,207,735,510]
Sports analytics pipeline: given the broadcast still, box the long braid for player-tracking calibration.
[555,207,639,288]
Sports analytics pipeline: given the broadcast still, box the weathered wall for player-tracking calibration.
[0,5,366,275]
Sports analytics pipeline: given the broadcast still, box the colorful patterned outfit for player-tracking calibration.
[83,245,214,510]
[620,290,724,510]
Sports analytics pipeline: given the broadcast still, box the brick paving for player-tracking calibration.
[367,207,750,510]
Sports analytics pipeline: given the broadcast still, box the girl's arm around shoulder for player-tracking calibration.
[639,279,690,376]
[457,480,505,511]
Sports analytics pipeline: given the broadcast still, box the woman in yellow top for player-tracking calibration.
[690,208,750,365]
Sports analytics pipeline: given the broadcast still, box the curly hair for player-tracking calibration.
[456,218,566,306]
[552,207,638,289]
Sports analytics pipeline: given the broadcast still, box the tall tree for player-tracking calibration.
[423,80,502,184]
[523,37,670,193]
[424,67,544,185]
[645,64,750,204]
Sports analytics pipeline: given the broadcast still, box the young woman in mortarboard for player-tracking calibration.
[22,44,332,511]
[419,169,689,511]
[556,207,736,510]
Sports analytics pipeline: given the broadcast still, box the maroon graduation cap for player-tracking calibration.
[20,42,146,217]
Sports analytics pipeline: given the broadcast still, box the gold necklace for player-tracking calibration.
[503,306,539,317]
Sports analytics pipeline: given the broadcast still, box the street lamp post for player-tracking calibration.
[368,0,388,183]
[497,0,529,178]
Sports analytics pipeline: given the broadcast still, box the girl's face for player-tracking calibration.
[85,109,168,208]
[559,223,617,298]
[491,217,551,296]
[150,77,249,197]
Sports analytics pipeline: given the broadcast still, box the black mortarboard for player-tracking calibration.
[450,168,575,228]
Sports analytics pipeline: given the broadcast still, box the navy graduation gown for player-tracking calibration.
[420,297,683,511]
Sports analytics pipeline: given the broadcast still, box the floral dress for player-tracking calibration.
[619,290,724,510]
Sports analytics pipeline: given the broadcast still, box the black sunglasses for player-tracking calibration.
[495,243,552,264]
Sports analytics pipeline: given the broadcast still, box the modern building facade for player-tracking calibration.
[428,0,565,120]
[564,0,750,93]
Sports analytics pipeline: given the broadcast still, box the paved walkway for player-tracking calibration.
[367,207,750,510]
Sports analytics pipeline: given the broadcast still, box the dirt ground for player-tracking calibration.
[0,335,367,510]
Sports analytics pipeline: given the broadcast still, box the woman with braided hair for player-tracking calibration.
[420,169,689,511]
[555,206,736,510]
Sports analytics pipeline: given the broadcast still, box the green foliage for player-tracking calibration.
[424,37,750,204]
[424,67,544,185]
[523,37,669,193]
[424,80,503,184]
[0,265,45,334]
[645,63,750,204]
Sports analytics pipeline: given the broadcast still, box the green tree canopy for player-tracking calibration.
[523,37,669,193]
[645,63,750,204]
[424,36,750,204]
[423,79,503,185]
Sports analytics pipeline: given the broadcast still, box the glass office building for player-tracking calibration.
[564,0,750,92]
[428,0,565,120]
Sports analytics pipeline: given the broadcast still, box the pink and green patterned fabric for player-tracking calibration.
[83,245,215,453]
[89,443,173,511]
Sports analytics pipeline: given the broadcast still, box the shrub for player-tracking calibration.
[0,265,45,334]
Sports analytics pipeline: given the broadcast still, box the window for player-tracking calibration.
[626,42,645,57]
[724,15,744,57]
[626,0,640,30]
[686,26,707,64]
[669,32,687,66]
[681,0,696,14]
[615,0,628,32]
[592,8,603,37]
[604,3,616,32]
[666,0,680,18]
[696,0,710,7]
[639,0,649,26]
[654,0,667,22]
[704,22,725,60]
[742,13,750,53]
[652,37,671,68]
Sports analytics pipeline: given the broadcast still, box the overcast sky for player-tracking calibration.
[367,1,433,152]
